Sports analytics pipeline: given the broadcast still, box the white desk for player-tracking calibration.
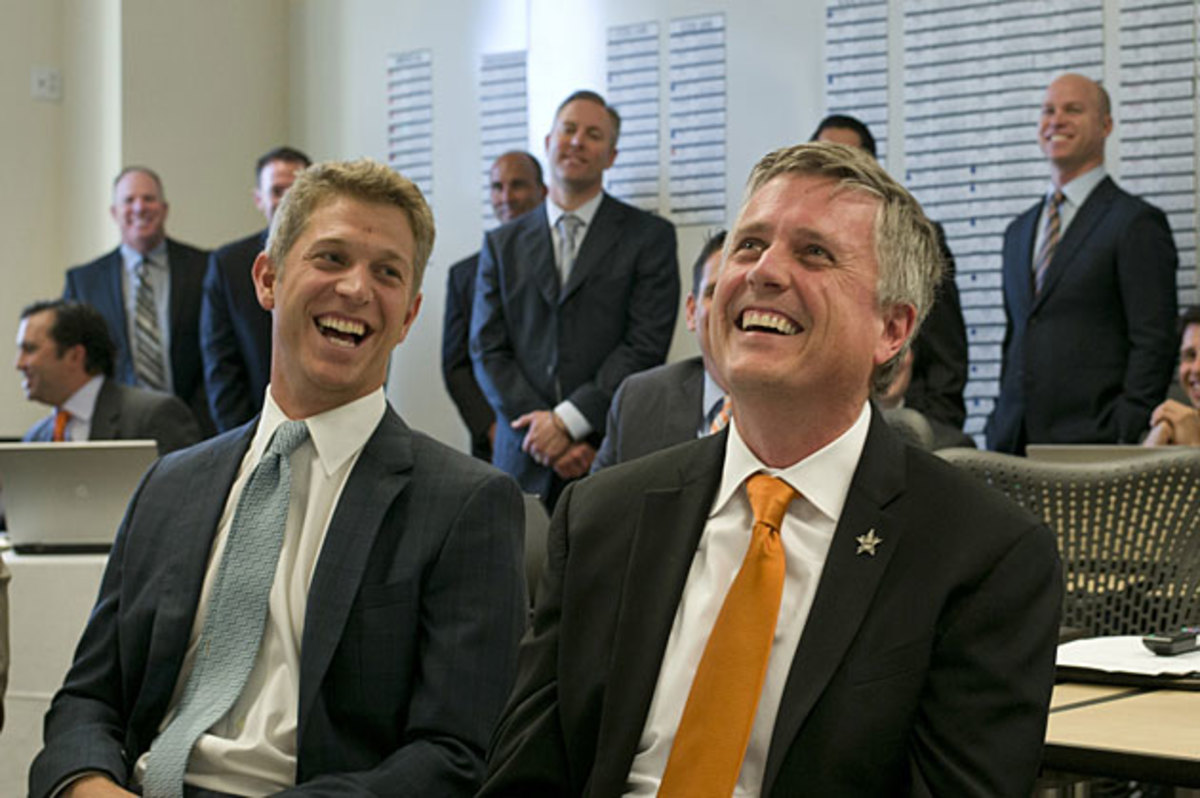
[0,550,107,796]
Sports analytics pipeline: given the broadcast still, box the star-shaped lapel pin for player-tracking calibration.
[855,529,883,556]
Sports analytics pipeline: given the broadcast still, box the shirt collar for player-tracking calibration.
[255,387,385,476]
[712,402,872,523]
[546,190,604,230]
[121,240,168,271]
[1052,164,1107,208]
[61,374,105,422]
[701,369,725,419]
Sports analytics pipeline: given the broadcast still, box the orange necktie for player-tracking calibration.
[52,408,70,442]
[659,473,798,797]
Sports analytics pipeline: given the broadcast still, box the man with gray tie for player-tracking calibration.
[987,73,1178,453]
[63,167,214,435]
[591,230,727,471]
[471,90,679,507]
[31,159,526,798]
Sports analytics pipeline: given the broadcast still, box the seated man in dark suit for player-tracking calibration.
[16,300,200,455]
[442,151,546,461]
[483,143,1061,796]
[471,90,679,507]
[202,146,312,432]
[63,167,214,436]
[812,113,969,430]
[1144,305,1200,446]
[592,230,728,471]
[30,159,527,798]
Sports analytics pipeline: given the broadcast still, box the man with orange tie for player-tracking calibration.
[16,300,200,454]
[483,143,1062,796]
[987,73,1177,454]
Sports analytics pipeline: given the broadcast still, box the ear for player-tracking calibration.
[603,145,618,171]
[161,200,170,224]
[544,131,552,155]
[395,293,423,346]
[64,343,87,370]
[252,251,278,312]
[874,303,917,367]
[685,293,697,333]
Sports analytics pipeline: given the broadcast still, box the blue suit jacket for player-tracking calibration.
[200,229,273,432]
[470,195,679,499]
[483,413,1062,796]
[63,239,215,436]
[987,177,1178,452]
[23,378,200,455]
[442,252,494,461]
[29,407,527,797]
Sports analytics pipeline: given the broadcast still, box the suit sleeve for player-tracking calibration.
[471,232,552,422]
[442,260,495,449]
[590,378,627,473]
[909,522,1062,796]
[1113,205,1178,441]
[480,481,577,796]
[278,469,528,797]
[905,226,968,429]
[200,254,256,433]
[564,219,679,433]
[29,464,162,798]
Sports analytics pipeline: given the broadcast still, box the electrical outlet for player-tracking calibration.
[31,66,62,102]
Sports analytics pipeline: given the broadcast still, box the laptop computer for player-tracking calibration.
[0,440,158,554]
[1024,444,1171,465]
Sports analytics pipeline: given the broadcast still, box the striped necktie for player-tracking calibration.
[133,257,167,390]
[1033,190,1064,295]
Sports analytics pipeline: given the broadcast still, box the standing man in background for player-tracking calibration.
[442,151,546,461]
[202,146,312,432]
[987,73,1178,453]
[471,90,679,506]
[63,167,213,435]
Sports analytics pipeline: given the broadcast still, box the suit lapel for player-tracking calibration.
[519,207,560,307]
[762,413,908,792]
[296,409,414,737]
[587,432,726,797]
[561,194,621,304]
[1034,177,1116,310]
[101,250,133,382]
[90,379,121,439]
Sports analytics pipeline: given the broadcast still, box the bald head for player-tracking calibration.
[490,151,547,224]
[1039,73,1112,186]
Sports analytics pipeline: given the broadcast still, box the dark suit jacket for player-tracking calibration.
[442,253,494,461]
[471,195,679,500]
[200,229,273,433]
[591,357,705,472]
[987,177,1178,453]
[22,378,201,455]
[483,413,1062,796]
[63,238,215,437]
[29,407,527,797]
[905,223,968,428]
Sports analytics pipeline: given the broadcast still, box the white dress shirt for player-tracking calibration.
[1032,164,1107,273]
[55,374,104,441]
[131,387,385,796]
[625,403,872,796]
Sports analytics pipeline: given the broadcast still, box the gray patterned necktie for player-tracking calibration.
[556,213,583,283]
[133,258,167,390]
[143,420,310,798]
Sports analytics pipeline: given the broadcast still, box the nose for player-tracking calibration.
[335,263,370,303]
[745,242,787,292]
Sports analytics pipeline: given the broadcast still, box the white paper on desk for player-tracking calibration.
[1057,636,1200,676]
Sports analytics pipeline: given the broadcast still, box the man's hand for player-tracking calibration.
[553,442,596,479]
[1145,398,1200,446]
[61,775,136,798]
[513,410,571,466]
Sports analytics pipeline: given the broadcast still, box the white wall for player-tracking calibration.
[288,0,828,451]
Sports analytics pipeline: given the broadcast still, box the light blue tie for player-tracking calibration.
[143,420,310,798]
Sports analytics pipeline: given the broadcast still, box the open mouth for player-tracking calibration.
[315,314,371,348]
[737,309,800,335]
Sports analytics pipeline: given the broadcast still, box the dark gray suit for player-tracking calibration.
[987,177,1178,453]
[592,357,706,472]
[22,378,201,455]
[471,195,679,501]
[30,407,527,797]
[483,413,1062,796]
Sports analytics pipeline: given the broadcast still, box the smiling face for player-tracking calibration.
[253,196,422,418]
[545,98,617,200]
[686,248,722,373]
[1039,74,1111,185]
[15,310,86,407]
[712,174,911,416]
[111,170,168,254]
[489,153,546,224]
[1179,322,1200,408]
[255,158,307,224]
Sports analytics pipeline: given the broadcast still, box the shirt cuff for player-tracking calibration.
[553,401,592,440]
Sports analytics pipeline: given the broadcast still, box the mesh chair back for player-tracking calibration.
[937,447,1200,636]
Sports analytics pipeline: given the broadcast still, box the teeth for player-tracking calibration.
[741,309,798,335]
[318,316,366,336]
